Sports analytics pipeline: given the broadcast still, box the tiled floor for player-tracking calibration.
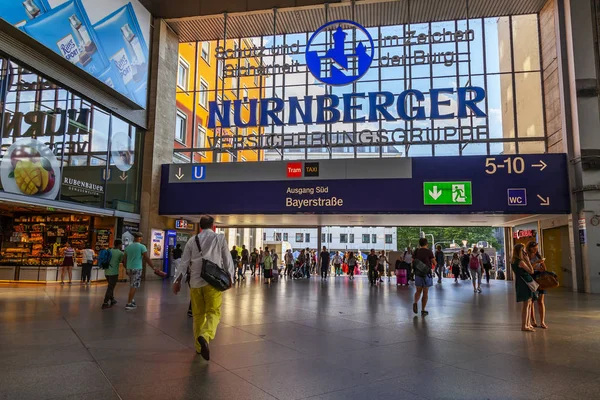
[1,275,599,400]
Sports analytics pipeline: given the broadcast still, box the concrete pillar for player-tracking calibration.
[139,19,179,276]
[561,0,600,292]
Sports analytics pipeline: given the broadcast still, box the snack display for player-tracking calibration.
[1,214,91,267]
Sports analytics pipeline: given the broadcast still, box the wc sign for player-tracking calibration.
[507,188,527,206]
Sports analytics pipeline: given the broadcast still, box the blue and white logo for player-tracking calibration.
[192,165,206,180]
[306,20,374,86]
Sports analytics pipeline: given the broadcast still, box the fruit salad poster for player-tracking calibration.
[0,0,151,108]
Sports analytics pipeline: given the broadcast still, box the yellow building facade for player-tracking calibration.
[174,39,265,163]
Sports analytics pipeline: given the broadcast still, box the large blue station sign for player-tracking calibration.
[159,154,570,216]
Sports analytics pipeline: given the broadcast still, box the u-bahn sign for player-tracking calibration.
[160,154,570,215]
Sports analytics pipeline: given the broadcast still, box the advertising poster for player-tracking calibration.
[0,138,61,200]
[0,0,151,108]
[150,229,164,259]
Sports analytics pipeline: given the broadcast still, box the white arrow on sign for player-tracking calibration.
[175,167,184,180]
[537,194,550,206]
[429,186,442,200]
[119,172,128,181]
[532,160,547,171]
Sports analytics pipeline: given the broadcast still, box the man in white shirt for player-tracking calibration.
[173,215,234,360]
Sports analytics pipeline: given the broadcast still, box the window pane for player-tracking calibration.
[106,120,143,213]
[515,72,544,138]
[512,15,540,72]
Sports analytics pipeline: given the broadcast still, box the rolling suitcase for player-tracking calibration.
[396,268,408,286]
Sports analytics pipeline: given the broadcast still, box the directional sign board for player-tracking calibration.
[159,154,570,215]
[424,182,473,205]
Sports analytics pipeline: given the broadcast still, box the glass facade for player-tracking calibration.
[173,13,547,162]
[0,56,144,213]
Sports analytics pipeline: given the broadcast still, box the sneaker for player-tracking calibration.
[101,303,111,309]
[421,310,429,316]
[125,303,137,310]
[413,303,418,314]
[197,336,210,361]
[187,310,193,317]
[110,299,118,306]
[60,281,64,285]
[477,288,482,293]
[67,281,72,285]
[474,289,478,293]
[132,299,136,305]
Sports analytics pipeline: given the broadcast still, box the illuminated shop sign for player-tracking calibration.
[513,229,536,239]
[207,19,487,151]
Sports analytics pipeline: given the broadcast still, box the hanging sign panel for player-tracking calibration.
[160,154,570,216]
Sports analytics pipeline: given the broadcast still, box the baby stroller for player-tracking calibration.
[292,261,303,279]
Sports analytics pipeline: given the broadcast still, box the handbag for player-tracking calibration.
[194,235,232,291]
[522,276,539,292]
[535,271,559,290]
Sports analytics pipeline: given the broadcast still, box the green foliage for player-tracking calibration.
[397,226,501,250]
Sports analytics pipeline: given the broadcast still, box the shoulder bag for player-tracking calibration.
[413,258,430,278]
[522,276,539,292]
[194,235,232,291]
[535,271,559,290]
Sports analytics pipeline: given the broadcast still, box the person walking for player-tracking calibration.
[412,238,435,316]
[527,241,548,329]
[434,245,445,284]
[367,249,379,286]
[319,246,330,280]
[481,247,492,284]
[102,239,124,309]
[81,243,95,285]
[378,251,389,282]
[230,246,239,281]
[469,247,483,293]
[332,252,342,276]
[240,245,249,276]
[258,249,265,277]
[263,249,273,284]
[451,253,461,283]
[347,252,356,280]
[172,244,183,278]
[60,242,75,285]
[123,232,157,310]
[173,215,234,360]
[271,250,279,278]
[460,249,470,280]
[284,249,294,278]
[305,248,312,278]
[511,243,538,332]
[250,248,258,277]
[403,247,414,281]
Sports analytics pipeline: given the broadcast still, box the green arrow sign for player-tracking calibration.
[423,181,472,205]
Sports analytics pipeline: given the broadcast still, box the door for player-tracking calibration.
[542,226,571,288]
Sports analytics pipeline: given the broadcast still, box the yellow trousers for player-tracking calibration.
[190,285,222,352]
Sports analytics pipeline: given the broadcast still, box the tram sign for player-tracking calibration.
[423,182,472,205]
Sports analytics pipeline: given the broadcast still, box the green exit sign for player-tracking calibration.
[423,181,473,205]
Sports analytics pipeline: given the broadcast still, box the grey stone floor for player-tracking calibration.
[1,275,600,400]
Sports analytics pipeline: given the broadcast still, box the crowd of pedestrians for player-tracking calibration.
[73,215,552,364]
